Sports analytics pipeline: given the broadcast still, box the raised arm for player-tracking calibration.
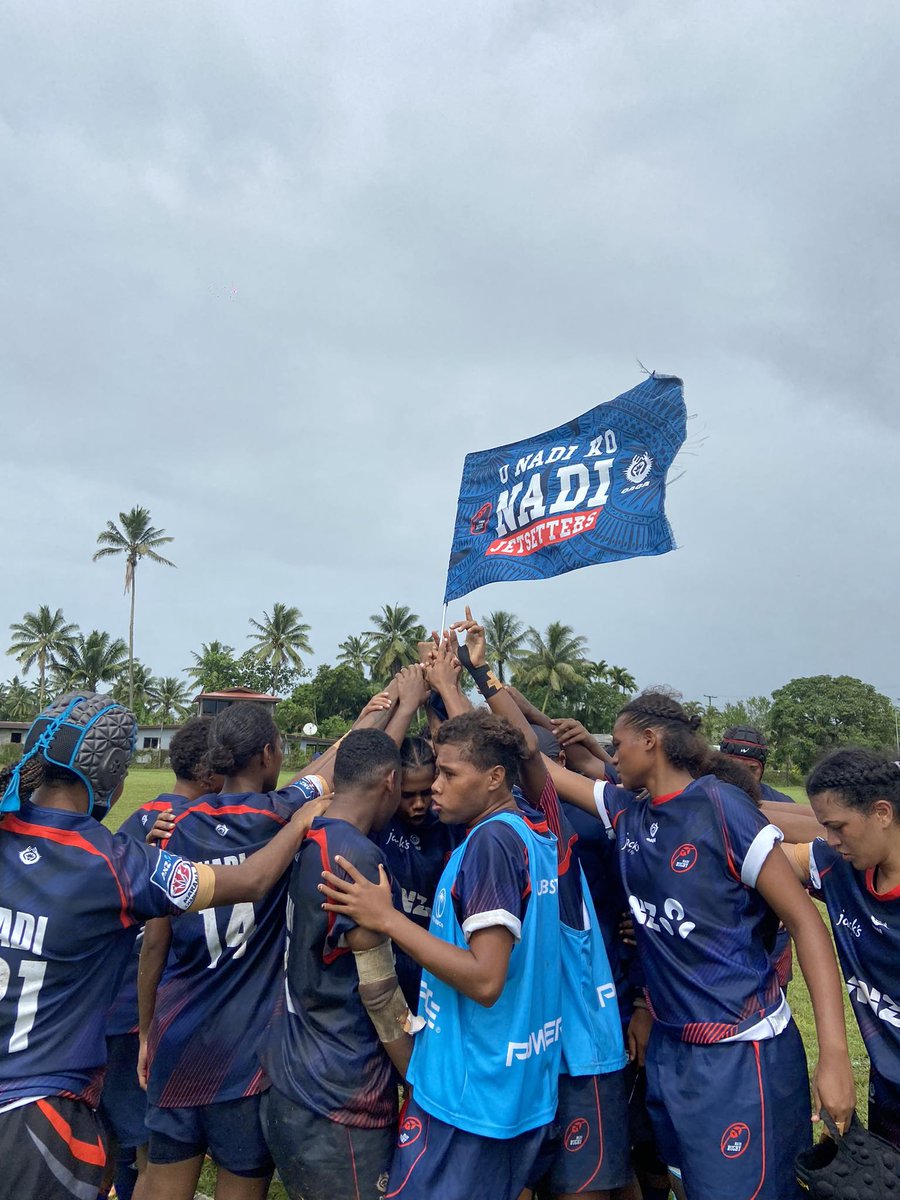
[384,665,430,747]
[424,639,473,720]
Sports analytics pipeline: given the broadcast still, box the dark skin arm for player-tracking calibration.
[384,665,430,748]
[322,858,514,1007]
[284,687,399,793]
[448,611,548,807]
[136,917,172,1088]
[424,641,472,720]
[345,924,414,1077]
[760,801,824,843]
[755,848,855,1129]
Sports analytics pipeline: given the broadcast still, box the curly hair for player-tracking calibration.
[333,728,401,790]
[435,710,528,789]
[205,703,280,776]
[617,692,708,776]
[400,735,436,775]
[168,717,215,782]
[806,747,900,819]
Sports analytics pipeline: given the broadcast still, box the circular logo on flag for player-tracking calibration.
[398,1115,423,1148]
[721,1122,751,1158]
[169,860,195,899]
[670,843,698,873]
[564,1118,590,1152]
[625,451,653,484]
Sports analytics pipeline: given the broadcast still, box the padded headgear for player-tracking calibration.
[1,692,136,815]
[720,725,768,765]
[796,1111,900,1197]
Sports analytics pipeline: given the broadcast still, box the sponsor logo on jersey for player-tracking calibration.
[292,776,325,801]
[721,1122,751,1157]
[536,877,558,895]
[871,916,889,934]
[401,888,431,918]
[670,843,698,873]
[215,823,229,837]
[150,850,200,911]
[565,1118,590,1152]
[646,821,659,844]
[623,837,640,855]
[846,975,900,1028]
[506,1016,563,1066]
[410,833,420,847]
[596,982,617,1008]
[419,982,441,1031]
[141,813,149,826]
[629,894,696,940]
[398,1115,423,1148]
[836,911,863,938]
[376,1171,389,1194]
[18,846,41,865]
[434,888,447,920]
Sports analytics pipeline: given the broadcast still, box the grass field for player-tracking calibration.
[107,774,864,1198]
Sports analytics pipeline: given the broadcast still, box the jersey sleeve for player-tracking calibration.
[808,837,839,895]
[327,837,390,951]
[270,775,328,821]
[451,822,530,943]
[592,779,631,840]
[710,780,784,888]
[109,834,210,920]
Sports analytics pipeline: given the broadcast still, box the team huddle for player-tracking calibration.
[2,609,900,1200]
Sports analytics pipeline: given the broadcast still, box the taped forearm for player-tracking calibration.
[354,941,423,1042]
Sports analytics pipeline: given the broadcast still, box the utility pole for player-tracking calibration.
[704,694,718,710]
[894,700,900,756]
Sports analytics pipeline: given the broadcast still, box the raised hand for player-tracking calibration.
[359,690,393,720]
[395,663,430,710]
[550,718,593,748]
[424,637,462,697]
[449,605,487,669]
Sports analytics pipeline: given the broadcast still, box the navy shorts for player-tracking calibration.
[645,1020,811,1199]
[534,1070,632,1194]
[625,1061,668,1177]
[261,1085,394,1200]
[386,1096,555,1200]
[869,1066,900,1148]
[0,1096,107,1200]
[98,1033,148,1152]
[146,1092,272,1177]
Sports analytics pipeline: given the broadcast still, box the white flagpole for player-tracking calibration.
[439,602,449,638]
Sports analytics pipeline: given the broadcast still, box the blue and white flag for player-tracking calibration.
[444,374,687,604]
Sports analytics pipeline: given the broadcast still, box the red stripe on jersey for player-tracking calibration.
[306,827,347,964]
[651,789,685,806]
[866,867,900,901]
[2,816,132,928]
[170,802,287,831]
[715,796,743,884]
[36,1099,106,1166]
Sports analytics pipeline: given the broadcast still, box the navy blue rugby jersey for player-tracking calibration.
[759,781,796,985]
[105,797,181,1037]
[809,840,900,1085]
[261,816,399,1129]
[0,801,206,1107]
[594,775,784,1042]
[372,811,463,1008]
[146,777,324,1109]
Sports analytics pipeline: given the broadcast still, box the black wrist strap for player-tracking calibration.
[468,661,505,699]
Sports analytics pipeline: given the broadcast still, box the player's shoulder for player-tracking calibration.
[463,811,531,863]
[311,816,386,867]
[692,773,762,817]
[116,793,182,840]
[760,781,796,805]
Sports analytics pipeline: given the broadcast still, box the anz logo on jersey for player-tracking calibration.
[846,975,900,1028]
[629,894,696,940]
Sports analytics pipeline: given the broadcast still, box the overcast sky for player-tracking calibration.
[2,0,899,707]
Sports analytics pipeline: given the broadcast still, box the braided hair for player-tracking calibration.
[400,736,436,775]
[617,692,709,776]
[806,747,900,820]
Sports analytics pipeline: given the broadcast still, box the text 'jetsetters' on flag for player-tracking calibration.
[443,373,687,603]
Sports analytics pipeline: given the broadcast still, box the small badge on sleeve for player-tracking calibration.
[150,850,201,911]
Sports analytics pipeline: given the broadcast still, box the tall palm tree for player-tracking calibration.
[2,676,39,722]
[337,634,374,678]
[151,676,192,723]
[54,631,128,693]
[247,604,312,691]
[366,605,424,682]
[483,611,526,685]
[92,507,175,710]
[517,622,590,711]
[7,605,80,707]
[186,641,236,688]
[608,665,637,694]
[588,659,612,683]
[112,660,156,715]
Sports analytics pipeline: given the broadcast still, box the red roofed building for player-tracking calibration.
[193,686,280,718]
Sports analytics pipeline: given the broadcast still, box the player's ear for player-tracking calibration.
[874,797,896,827]
[486,764,505,793]
[642,726,659,753]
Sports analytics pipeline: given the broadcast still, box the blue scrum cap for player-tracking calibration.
[1,692,136,816]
